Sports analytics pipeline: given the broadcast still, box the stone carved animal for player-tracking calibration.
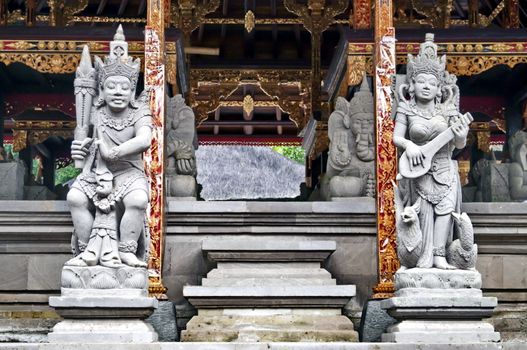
[394,183,423,269]
[447,212,477,269]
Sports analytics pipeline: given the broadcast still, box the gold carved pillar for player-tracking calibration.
[372,0,398,299]
[145,0,169,298]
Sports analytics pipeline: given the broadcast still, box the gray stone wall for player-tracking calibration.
[0,200,526,337]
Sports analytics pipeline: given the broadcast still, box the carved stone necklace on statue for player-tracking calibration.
[100,105,135,131]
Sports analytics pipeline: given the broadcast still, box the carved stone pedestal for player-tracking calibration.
[381,269,500,344]
[48,266,158,343]
[182,239,358,342]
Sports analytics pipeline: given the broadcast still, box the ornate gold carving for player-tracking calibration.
[348,41,527,78]
[309,122,329,160]
[48,0,88,26]
[373,0,397,297]
[348,56,368,86]
[12,130,27,153]
[244,10,255,33]
[243,95,254,116]
[146,0,167,299]
[12,120,76,152]
[446,56,527,76]
[394,0,508,28]
[458,160,471,186]
[190,69,311,129]
[72,16,147,24]
[171,0,220,39]
[353,0,372,29]
[0,39,176,75]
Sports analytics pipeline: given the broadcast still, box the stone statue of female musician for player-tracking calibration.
[393,33,477,271]
[65,26,151,269]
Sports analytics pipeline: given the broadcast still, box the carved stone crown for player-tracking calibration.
[407,33,446,82]
[95,25,140,89]
[349,75,373,115]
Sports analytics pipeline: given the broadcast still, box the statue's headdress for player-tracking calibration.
[95,25,140,89]
[407,33,446,82]
[349,75,374,116]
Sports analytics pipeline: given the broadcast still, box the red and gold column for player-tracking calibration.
[145,0,169,298]
[372,0,398,299]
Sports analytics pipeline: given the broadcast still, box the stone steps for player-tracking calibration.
[201,278,336,287]
[181,329,358,342]
[182,239,358,342]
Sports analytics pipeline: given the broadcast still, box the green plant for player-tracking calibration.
[55,164,81,186]
[271,146,305,165]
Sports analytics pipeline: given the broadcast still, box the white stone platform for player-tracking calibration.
[48,286,158,343]
[0,342,518,350]
[381,269,500,344]
[182,239,358,342]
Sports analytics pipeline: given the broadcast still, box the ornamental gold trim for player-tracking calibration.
[348,41,527,80]
[0,39,178,85]
[190,68,312,129]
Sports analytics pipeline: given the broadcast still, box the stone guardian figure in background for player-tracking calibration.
[322,76,375,200]
[508,130,527,201]
[381,33,499,344]
[166,94,198,199]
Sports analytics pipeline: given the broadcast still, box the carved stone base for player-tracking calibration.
[49,266,158,343]
[381,284,499,343]
[382,320,500,343]
[48,319,158,343]
[61,265,149,290]
[394,268,482,290]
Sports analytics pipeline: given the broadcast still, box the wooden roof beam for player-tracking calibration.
[220,0,229,58]
[118,0,129,17]
[244,0,255,59]
[137,0,146,15]
[96,0,109,15]
[271,0,278,59]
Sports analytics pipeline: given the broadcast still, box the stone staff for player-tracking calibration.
[73,45,97,169]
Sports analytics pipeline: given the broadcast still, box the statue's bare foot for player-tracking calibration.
[64,256,88,267]
[100,258,124,268]
[433,256,456,270]
[80,251,98,266]
[120,252,147,268]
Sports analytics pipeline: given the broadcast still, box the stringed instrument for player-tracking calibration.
[398,113,473,179]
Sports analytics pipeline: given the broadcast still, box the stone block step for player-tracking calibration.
[207,268,331,279]
[181,329,358,342]
[203,240,337,262]
[184,315,354,331]
[216,262,322,270]
[184,285,356,308]
[201,277,336,287]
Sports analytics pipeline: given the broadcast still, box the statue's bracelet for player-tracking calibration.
[108,147,120,161]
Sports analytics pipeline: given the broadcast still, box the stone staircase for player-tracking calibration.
[182,239,358,342]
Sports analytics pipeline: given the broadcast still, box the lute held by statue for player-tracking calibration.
[398,113,473,179]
